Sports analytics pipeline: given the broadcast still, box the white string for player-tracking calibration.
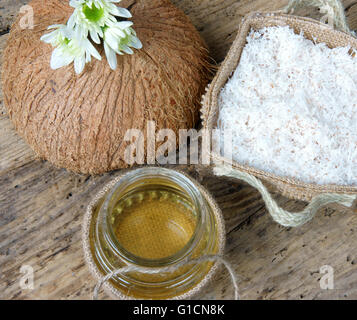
[214,165,356,227]
[93,255,239,300]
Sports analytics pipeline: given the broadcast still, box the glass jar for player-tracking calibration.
[87,167,224,300]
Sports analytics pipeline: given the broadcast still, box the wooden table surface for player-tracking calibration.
[1,0,357,300]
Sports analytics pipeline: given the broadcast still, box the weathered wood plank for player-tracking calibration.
[0,0,356,300]
[0,0,28,33]
[199,183,357,299]
[346,2,357,30]
[171,0,289,61]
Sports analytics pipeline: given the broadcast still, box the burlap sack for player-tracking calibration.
[201,10,357,202]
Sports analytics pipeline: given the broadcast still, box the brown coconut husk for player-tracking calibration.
[1,0,211,174]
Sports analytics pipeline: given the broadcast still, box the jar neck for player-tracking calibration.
[97,167,209,268]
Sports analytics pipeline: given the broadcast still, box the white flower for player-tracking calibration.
[68,0,132,44]
[41,24,102,74]
[40,24,72,47]
[103,22,142,69]
[40,0,142,74]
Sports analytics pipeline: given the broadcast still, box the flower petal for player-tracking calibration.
[86,51,92,63]
[74,55,86,74]
[114,7,132,18]
[51,48,73,69]
[85,40,102,60]
[130,36,143,49]
[90,29,101,44]
[47,24,64,30]
[104,42,117,70]
[67,13,76,29]
[116,21,133,29]
[105,31,119,50]
[40,32,56,44]
[121,44,133,54]
[111,28,126,38]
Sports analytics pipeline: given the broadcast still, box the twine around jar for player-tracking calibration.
[93,255,239,300]
[82,169,235,300]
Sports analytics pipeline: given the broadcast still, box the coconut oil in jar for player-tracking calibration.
[88,167,224,300]
[112,187,197,260]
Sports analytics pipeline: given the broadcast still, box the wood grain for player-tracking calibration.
[0,0,357,300]
[0,0,29,34]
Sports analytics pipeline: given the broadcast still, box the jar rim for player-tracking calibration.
[99,167,207,267]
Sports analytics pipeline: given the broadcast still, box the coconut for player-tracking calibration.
[1,0,210,174]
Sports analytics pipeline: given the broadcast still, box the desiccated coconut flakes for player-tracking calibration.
[217,26,357,186]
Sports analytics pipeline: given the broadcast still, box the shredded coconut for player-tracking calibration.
[217,26,357,186]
